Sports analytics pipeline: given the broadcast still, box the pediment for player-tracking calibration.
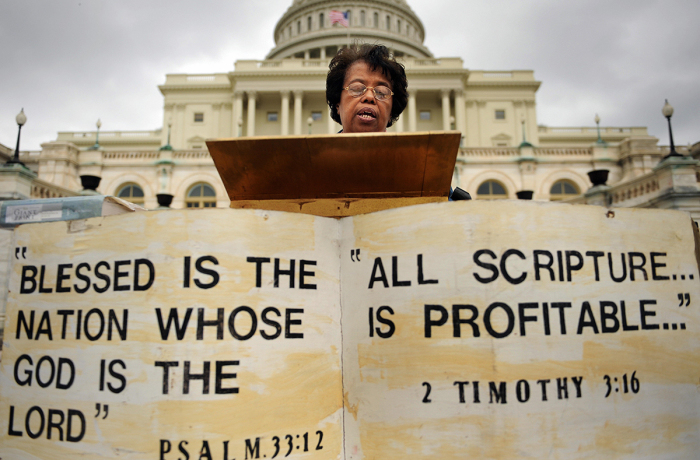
[491,133,512,141]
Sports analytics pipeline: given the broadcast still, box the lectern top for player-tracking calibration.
[206,131,460,201]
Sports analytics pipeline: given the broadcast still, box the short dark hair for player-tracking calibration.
[326,44,408,128]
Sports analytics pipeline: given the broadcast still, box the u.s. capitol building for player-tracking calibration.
[7,0,699,217]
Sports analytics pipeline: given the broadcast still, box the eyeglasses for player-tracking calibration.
[344,83,393,101]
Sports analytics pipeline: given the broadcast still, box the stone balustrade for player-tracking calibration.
[31,178,77,199]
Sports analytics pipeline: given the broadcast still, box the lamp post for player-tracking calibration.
[6,109,27,166]
[662,99,681,159]
[518,114,533,148]
[160,120,173,151]
[88,119,102,150]
[237,118,243,137]
[594,114,606,145]
[307,116,313,134]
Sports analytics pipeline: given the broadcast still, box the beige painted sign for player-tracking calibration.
[0,202,699,459]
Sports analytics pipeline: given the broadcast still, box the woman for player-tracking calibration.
[326,44,408,133]
[326,44,468,200]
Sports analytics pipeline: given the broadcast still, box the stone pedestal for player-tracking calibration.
[0,164,38,200]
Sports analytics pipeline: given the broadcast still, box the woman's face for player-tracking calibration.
[337,61,393,133]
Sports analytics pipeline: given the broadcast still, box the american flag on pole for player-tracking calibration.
[329,10,349,27]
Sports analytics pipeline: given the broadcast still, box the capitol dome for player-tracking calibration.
[267,0,433,59]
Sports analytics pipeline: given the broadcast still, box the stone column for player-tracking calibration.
[441,89,451,131]
[395,113,404,132]
[513,100,524,143]
[280,91,290,136]
[293,90,303,135]
[476,100,487,146]
[233,91,244,137]
[408,89,417,132]
[526,101,538,145]
[454,89,466,142]
[328,110,337,133]
[304,50,310,60]
[163,103,174,146]
[465,100,477,146]
[212,103,222,139]
[246,91,257,137]
[320,47,326,59]
[176,104,186,148]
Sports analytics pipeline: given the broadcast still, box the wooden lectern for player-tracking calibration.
[206,131,461,217]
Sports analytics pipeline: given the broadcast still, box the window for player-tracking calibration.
[397,19,401,33]
[346,10,351,24]
[549,180,580,201]
[297,21,301,34]
[373,12,378,28]
[192,145,203,149]
[186,183,216,208]
[495,110,505,120]
[311,111,322,121]
[288,26,291,37]
[419,110,431,121]
[194,113,204,123]
[267,112,278,122]
[476,180,508,199]
[308,16,312,31]
[117,183,145,205]
[360,10,366,26]
[386,15,391,30]
[319,13,324,27]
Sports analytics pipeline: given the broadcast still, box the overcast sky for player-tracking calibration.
[1,0,698,151]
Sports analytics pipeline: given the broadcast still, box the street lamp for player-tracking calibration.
[88,119,102,150]
[159,120,173,151]
[6,109,27,166]
[518,114,533,148]
[594,114,606,145]
[662,99,681,159]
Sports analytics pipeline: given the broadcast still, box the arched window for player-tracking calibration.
[297,20,301,34]
[549,180,580,201]
[373,12,378,28]
[186,183,216,208]
[308,16,312,31]
[386,15,391,30]
[397,19,401,33]
[345,10,352,24]
[360,10,366,26]
[476,180,508,200]
[319,13,324,28]
[116,183,145,205]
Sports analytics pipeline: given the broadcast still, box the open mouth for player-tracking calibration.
[357,108,377,121]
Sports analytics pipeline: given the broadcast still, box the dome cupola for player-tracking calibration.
[267,0,432,60]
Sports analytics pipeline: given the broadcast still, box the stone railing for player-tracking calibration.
[535,147,592,156]
[161,74,231,86]
[100,150,213,162]
[611,176,661,205]
[31,178,77,199]
[459,147,519,158]
[236,57,464,72]
[58,130,161,141]
[458,146,595,159]
[538,126,648,135]
[173,150,213,160]
[103,151,160,160]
